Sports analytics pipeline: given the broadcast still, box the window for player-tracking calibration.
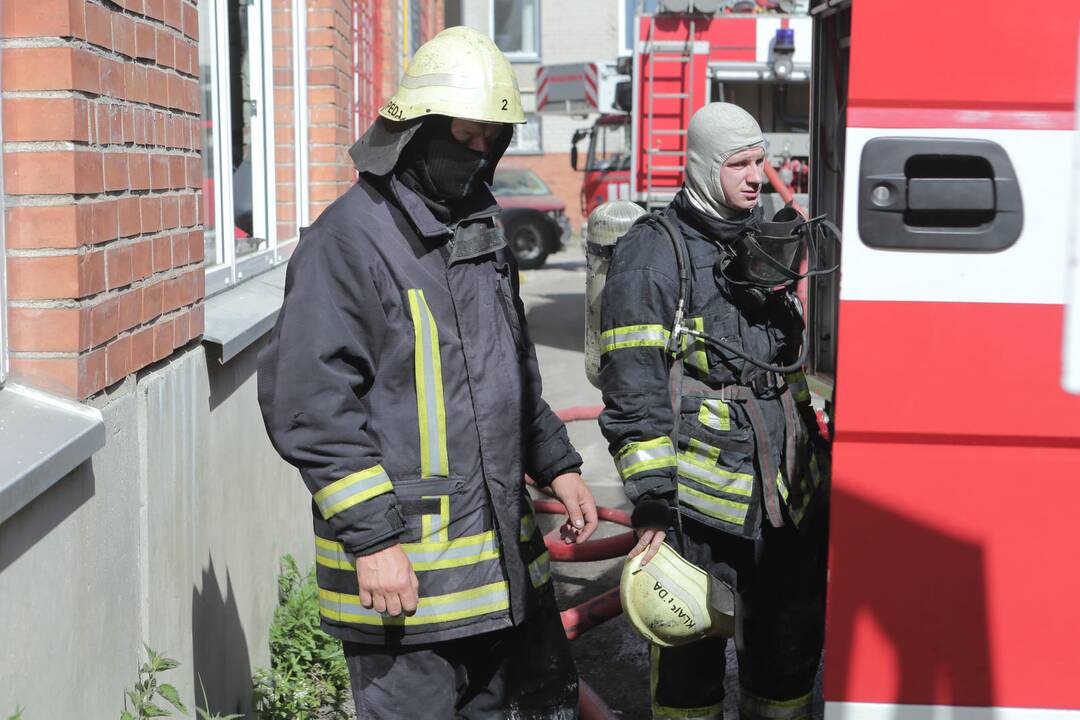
[587,120,631,172]
[199,0,307,296]
[490,0,539,60]
[506,113,543,154]
[491,169,551,197]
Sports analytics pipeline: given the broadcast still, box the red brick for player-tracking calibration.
[106,335,132,386]
[104,153,129,192]
[90,296,121,346]
[156,28,175,68]
[166,72,184,111]
[172,310,190,347]
[182,1,198,40]
[100,58,126,99]
[165,0,182,30]
[7,251,104,300]
[3,47,100,93]
[131,326,156,371]
[135,21,155,59]
[189,303,205,338]
[179,194,196,227]
[106,245,134,290]
[160,195,180,231]
[121,106,135,143]
[144,0,164,21]
[124,0,145,15]
[186,77,200,114]
[168,155,186,190]
[126,64,148,104]
[181,269,198,305]
[186,155,203,188]
[1,0,81,38]
[150,154,170,189]
[119,288,142,331]
[153,319,173,361]
[188,229,205,263]
[92,200,119,245]
[142,280,164,322]
[2,97,90,142]
[147,67,169,108]
[152,235,172,272]
[7,306,91,352]
[163,274,184,312]
[140,196,162,233]
[85,2,112,49]
[194,268,205,300]
[153,111,168,146]
[112,13,136,58]
[128,152,151,190]
[5,204,88,249]
[133,109,150,145]
[10,349,107,400]
[4,151,103,195]
[171,231,190,266]
[131,239,153,281]
[118,196,142,238]
[174,39,190,75]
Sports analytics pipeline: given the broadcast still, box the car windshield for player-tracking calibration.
[491,169,551,196]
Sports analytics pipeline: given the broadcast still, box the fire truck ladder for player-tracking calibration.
[643,14,696,210]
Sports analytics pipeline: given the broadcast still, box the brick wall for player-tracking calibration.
[307,0,355,220]
[2,0,204,400]
[508,152,586,231]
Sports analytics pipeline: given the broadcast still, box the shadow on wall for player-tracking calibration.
[192,556,252,717]
[825,486,995,711]
[524,293,587,354]
[0,462,96,573]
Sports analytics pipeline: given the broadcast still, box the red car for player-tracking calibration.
[491,167,572,269]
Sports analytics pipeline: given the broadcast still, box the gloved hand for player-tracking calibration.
[629,493,677,566]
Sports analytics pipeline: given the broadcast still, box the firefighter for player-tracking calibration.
[597,102,830,720]
[258,26,597,719]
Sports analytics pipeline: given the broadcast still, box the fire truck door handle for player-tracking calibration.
[858,137,1023,252]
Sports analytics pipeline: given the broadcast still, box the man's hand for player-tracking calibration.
[549,472,599,545]
[355,545,419,617]
[629,528,667,566]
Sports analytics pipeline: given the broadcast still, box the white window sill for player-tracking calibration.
[201,262,288,364]
[0,384,106,526]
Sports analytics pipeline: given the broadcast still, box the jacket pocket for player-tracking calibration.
[494,264,526,354]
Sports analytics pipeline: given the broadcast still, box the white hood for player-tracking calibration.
[684,102,765,219]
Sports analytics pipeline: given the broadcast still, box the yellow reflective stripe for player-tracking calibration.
[314,536,353,570]
[421,495,450,543]
[600,324,670,354]
[520,504,537,542]
[681,316,708,373]
[650,646,723,719]
[319,581,509,626]
[408,289,449,478]
[678,452,754,497]
[403,531,500,571]
[777,468,789,503]
[313,464,394,519]
[697,398,730,431]
[740,689,812,720]
[687,438,720,464]
[678,483,748,525]
[615,437,676,480]
[528,550,552,588]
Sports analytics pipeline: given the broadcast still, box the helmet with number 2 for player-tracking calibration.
[379,26,526,125]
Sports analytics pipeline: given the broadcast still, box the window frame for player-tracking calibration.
[0,57,7,386]
[201,0,299,298]
[505,112,543,155]
[488,0,541,62]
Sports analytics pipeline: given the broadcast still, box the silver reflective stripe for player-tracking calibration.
[403,532,499,570]
[679,483,749,525]
[320,581,509,626]
[616,438,676,479]
[740,690,812,720]
[528,551,552,588]
[678,457,754,497]
[600,324,670,353]
[313,465,394,519]
[398,72,482,90]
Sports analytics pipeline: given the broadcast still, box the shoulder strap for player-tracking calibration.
[632,212,693,353]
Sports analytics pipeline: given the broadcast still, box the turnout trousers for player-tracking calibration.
[343,597,578,719]
[652,508,828,720]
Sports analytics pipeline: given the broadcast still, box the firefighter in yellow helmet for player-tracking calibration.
[259,26,597,718]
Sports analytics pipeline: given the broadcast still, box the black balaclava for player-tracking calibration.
[397,116,492,223]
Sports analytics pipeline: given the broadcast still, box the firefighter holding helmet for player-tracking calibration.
[598,102,835,720]
[259,26,597,718]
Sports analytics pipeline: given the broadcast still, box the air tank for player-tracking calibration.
[584,201,648,388]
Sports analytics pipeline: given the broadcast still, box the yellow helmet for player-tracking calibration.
[620,542,735,647]
[379,26,526,125]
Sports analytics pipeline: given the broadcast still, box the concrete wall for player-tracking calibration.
[0,338,311,718]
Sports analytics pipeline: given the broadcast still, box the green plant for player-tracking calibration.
[121,645,188,719]
[252,556,351,720]
[195,679,243,720]
[8,705,24,720]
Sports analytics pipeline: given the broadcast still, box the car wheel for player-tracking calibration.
[505,217,550,270]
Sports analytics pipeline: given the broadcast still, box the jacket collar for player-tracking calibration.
[669,188,761,247]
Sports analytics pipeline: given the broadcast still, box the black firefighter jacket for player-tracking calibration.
[258,172,582,645]
[597,191,826,541]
